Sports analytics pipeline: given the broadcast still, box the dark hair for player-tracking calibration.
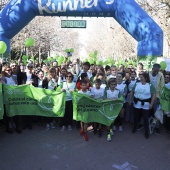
[105,65,111,71]
[108,78,117,85]
[80,79,88,85]
[80,73,88,80]
[94,78,102,84]
[141,72,150,83]
[131,71,137,75]
[153,63,160,69]
[66,72,74,80]
[83,62,90,69]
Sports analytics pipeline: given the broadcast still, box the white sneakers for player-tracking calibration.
[61,125,72,131]
[113,126,123,132]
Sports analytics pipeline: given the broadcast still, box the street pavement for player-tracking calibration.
[0,122,170,170]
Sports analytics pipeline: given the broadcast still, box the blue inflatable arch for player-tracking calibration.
[0,0,163,57]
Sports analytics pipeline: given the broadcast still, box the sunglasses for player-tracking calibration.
[66,76,72,78]
[28,66,33,68]
[165,76,169,78]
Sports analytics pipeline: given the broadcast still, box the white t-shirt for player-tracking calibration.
[62,81,76,101]
[149,73,158,89]
[90,87,105,99]
[106,89,120,99]
[38,79,43,88]
[133,82,152,110]
[78,90,91,96]
[48,78,58,90]
[6,77,16,85]
[165,82,170,89]
[26,73,32,84]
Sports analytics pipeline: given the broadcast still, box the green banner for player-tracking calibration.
[160,86,170,112]
[3,84,66,117]
[72,92,124,126]
[0,84,4,119]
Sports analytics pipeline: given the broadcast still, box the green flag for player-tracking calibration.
[72,92,123,126]
[160,86,170,112]
[3,84,66,117]
[0,84,4,119]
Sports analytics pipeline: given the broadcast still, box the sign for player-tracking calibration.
[3,84,66,117]
[61,20,86,28]
[72,92,123,126]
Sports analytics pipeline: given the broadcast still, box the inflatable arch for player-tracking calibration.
[0,0,163,57]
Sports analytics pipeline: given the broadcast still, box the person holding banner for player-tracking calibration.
[42,67,58,129]
[78,79,92,141]
[18,63,38,130]
[60,72,76,131]
[129,72,156,139]
[1,65,18,133]
[104,78,121,141]
[91,79,105,137]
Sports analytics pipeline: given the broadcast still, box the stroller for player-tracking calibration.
[149,105,163,134]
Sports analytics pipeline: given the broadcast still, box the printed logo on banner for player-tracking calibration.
[7,88,23,95]
[38,95,65,112]
[99,103,123,120]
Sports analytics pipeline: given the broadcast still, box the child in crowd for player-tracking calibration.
[104,78,121,141]
[76,73,92,90]
[78,79,92,141]
[91,79,105,137]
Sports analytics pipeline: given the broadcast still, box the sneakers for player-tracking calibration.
[50,122,56,129]
[107,134,111,142]
[113,126,116,131]
[137,124,144,130]
[119,126,123,132]
[68,125,72,131]
[110,129,114,136]
[46,124,50,130]
[83,133,88,141]
[61,126,66,131]
[80,129,84,135]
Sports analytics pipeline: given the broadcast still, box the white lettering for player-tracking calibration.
[38,0,98,15]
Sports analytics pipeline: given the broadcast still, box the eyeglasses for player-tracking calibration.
[66,76,72,78]
[6,69,11,72]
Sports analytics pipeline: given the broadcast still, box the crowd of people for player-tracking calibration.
[0,57,170,142]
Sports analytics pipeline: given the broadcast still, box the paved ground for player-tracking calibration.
[0,122,170,170]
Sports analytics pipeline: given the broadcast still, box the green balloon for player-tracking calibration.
[22,55,28,60]
[118,59,123,65]
[25,38,34,47]
[89,59,94,65]
[160,61,167,71]
[70,48,74,53]
[0,41,7,54]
